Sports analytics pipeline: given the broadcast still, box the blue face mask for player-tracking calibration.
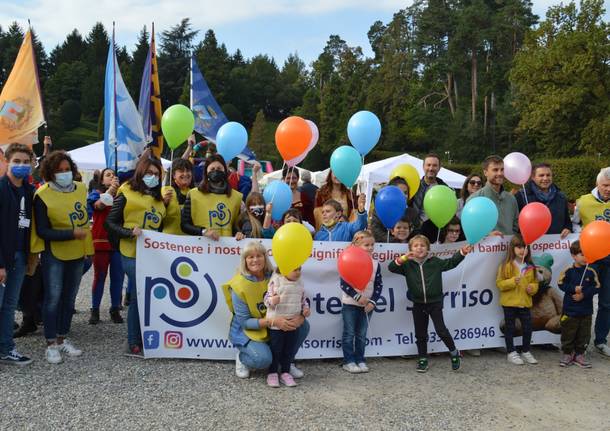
[55,171,73,187]
[142,174,159,188]
[10,164,31,179]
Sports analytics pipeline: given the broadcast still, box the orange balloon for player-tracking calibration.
[275,116,312,161]
[580,220,610,264]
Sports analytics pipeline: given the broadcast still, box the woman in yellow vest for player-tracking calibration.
[162,158,193,235]
[31,151,94,364]
[105,156,170,357]
[181,154,243,240]
[222,241,309,379]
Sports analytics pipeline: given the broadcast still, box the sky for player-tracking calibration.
[0,0,607,65]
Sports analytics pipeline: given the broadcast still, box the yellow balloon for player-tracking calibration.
[390,164,420,199]
[271,222,313,275]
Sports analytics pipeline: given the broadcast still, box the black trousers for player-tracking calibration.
[503,306,532,353]
[269,329,299,374]
[412,302,456,358]
[18,263,44,325]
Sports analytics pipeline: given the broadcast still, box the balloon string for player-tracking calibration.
[578,263,589,287]
[387,229,390,243]
[522,184,528,205]
[436,228,441,244]
[168,149,174,186]
[269,161,286,204]
[458,256,467,296]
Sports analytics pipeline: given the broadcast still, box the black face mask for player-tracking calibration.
[207,170,227,183]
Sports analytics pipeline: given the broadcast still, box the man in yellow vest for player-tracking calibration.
[573,167,610,357]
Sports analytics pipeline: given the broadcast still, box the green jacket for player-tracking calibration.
[388,252,465,304]
[468,183,519,235]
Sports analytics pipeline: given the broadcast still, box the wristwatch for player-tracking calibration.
[201,228,207,236]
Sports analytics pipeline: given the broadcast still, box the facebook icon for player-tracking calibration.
[143,331,160,349]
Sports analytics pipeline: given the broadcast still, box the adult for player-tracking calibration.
[573,167,610,357]
[282,166,314,226]
[468,155,519,236]
[105,156,170,357]
[31,150,93,364]
[222,241,309,379]
[515,163,571,238]
[0,143,35,365]
[299,170,318,204]
[162,158,193,235]
[457,174,483,217]
[412,153,450,223]
[314,170,356,229]
[369,177,420,243]
[181,154,244,240]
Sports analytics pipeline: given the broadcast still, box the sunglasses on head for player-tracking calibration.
[469,180,482,186]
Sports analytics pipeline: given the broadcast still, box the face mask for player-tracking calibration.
[142,174,159,188]
[249,205,264,217]
[207,170,226,183]
[55,171,73,187]
[10,164,31,179]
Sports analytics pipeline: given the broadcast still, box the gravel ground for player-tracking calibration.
[2,270,610,431]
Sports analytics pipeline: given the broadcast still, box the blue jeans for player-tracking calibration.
[594,261,610,345]
[237,319,310,370]
[0,251,26,355]
[342,304,371,364]
[122,256,141,347]
[42,252,84,341]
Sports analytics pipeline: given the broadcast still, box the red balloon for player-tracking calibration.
[518,202,552,245]
[337,246,373,292]
[580,220,610,264]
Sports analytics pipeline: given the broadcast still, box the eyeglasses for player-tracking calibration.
[469,180,482,186]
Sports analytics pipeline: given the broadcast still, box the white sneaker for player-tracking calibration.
[595,344,610,357]
[357,362,369,373]
[507,351,524,365]
[46,344,62,364]
[289,363,304,379]
[521,351,538,364]
[235,352,250,379]
[59,340,82,357]
[342,362,361,373]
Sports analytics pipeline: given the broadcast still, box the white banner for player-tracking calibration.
[136,231,575,360]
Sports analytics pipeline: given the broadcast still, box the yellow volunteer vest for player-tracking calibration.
[161,186,188,235]
[30,182,94,260]
[222,273,268,342]
[117,183,166,258]
[577,194,610,226]
[187,188,243,237]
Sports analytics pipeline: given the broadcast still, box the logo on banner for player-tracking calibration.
[143,330,160,349]
[144,256,218,328]
[164,331,183,349]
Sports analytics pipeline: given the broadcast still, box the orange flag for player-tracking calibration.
[0,30,45,146]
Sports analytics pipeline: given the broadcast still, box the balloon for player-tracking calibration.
[461,197,499,244]
[263,180,292,221]
[347,111,381,156]
[518,202,552,244]
[374,186,407,229]
[337,245,373,291]
[503,152,531,185]
[329,146,362,188]
[275,116,312,161]
[580,220,610,264]
[272,223,313,276]
[423,185,458,228]
[161,104,195,150]
[390,164,420,199]
[216,122,248,161]
[286,120,319,167]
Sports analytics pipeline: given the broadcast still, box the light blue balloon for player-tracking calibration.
[330,145,362,188]
[263,180,292,221]
[461,197,499,244]
[216,122,248,161]
[347,111,381,156]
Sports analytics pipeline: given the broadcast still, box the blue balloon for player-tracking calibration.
[375,186,407,229]
[263,180,292,221]
[461,197,499,244]
[330,145,362,188]
[216,122,248,161]
[347,111,381,156]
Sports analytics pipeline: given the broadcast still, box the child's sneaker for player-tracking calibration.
[342,362,361,373]
[46,344,62,364]
[451,352,461,370]
[59,339,82,357]
[559,353,574,367]
[357,362,369,373]
[573,354,592,368]
[521,351,538,364]
[279,372,297,387]
[289,363,304,378]
[266,373,280,388]
[416,358,428,373]
[507,351,524,365]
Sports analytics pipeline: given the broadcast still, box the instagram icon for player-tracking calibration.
[164,331,183,349]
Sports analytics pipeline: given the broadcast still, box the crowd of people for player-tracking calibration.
[0,138,609,388]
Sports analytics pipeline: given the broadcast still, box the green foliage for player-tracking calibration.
[60,99,82,130]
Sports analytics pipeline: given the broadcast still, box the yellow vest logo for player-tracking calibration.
[69,202,88,229]
[143,207,161,228]
[209,202,231,227]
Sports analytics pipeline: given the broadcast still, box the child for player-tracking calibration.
[496,234,539,365]
[340,230,383,373]
[314,195,367,242]
[389,235,472,372]
[390,217,412,243]
[440,217,462,244]
[264,267,310,387]
[236,192,266,239]
[557,240,600,368]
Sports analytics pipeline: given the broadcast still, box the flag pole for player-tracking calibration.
[112,22,118,174]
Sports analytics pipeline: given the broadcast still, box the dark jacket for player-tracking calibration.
[369,207,420,243]
[516,181,571,235]
[0,175,34,269]
[411,176,449,222]
[558,264,600,317]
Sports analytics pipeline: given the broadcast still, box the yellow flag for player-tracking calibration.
[0,30,45,145]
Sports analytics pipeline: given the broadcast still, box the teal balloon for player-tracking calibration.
[423,185,457,228]
[330,145,362,188]
[461,197,499,244]
[161,104,195,150]
[217,122,248,161]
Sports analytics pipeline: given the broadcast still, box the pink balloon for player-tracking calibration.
[286,120,319,167]
[503,152,531,185]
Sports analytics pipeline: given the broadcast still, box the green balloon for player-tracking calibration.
[161,104,195,150]
[423,185,458,228]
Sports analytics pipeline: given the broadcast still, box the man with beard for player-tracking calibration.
[412,154,449,224]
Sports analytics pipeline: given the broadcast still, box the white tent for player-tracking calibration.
[68,141,171,171]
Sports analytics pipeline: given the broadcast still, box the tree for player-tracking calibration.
[45,61,88,109]
[249,109,269,159]
[60,99,81,130]
[130,26,150,101]
[48,29,87,73]
[85,22,109,69]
